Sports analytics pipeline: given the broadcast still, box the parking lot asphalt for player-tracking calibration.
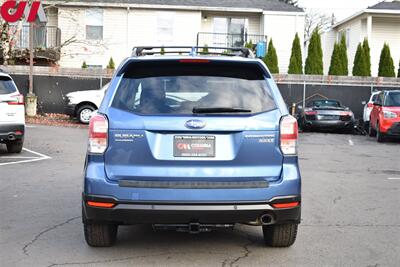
[0,125,399,267]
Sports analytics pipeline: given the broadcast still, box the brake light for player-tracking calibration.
[280,115,298,155]
[179,59,210,63]
[272,202,299,209]
[304,110,317,115]
[7,94,24,105]
[88,114,108,154]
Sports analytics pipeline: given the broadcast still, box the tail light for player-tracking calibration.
[340,111,353,117]
[7,94,24,105]
[88,114,108,154]
[280,115,298,156]
[304,110,317,115]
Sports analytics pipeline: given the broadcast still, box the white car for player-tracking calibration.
[64,83,109,124]
[362,91,381,130]
[0,71,25,153]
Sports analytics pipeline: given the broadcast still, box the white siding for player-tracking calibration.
[263,13,305,74]
[370,17,400,77]
[58,7,201,68]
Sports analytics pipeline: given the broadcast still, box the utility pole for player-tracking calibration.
[26,20,37,116]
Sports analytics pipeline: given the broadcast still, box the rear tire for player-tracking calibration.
[84,223,118,247]
[6,140,23,153]
[263,223,298,247]
[368,122,376,137]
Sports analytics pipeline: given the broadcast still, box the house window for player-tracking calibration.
[157,12,174,43]
[338,29,350,48]
[86,8,103,40]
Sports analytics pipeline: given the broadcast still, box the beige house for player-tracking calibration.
[43,0,304,73]
[322,1,400,77]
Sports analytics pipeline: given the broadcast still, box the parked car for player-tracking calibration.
[0,71,25,153]
[369,90,400,142]
[297,99,355,133]
[82,46,301,247]
[64,83,109,124]
[362,91,381,130]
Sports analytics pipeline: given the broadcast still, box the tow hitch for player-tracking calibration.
[152,223,234,234]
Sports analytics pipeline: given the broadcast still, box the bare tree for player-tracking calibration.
[304,9,335,41]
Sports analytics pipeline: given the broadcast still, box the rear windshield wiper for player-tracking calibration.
[192,107,252,114]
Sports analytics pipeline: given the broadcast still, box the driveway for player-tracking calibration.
[0,125,399,266]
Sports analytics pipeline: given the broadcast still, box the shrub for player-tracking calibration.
[160,47,165,55]
[201,44,209,55]
[378,43,395,77]
[263,39,279,73]
[81,61,88,69]
[305,28,323,75]
[245,40,254,50]
[288,33,303,74]
[107,57,115,69]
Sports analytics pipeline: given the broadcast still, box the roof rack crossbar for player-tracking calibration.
[132,46,254,58]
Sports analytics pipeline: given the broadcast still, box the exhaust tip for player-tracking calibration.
[8,134,16,141]
[260,214,274,225]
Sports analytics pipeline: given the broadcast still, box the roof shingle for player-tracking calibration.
[368,1,400,10]
[50,0,303,12]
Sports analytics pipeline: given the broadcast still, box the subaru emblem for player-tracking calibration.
[185,119,206,129]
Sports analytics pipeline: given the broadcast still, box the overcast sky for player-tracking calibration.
[297,0,382,20]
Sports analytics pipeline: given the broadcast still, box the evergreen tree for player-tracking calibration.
[352,43,368,76]
[328,43,342,75]
[305,29,323,75]
[288,33,303,74]
[263,39,279,73]
[378,43,395,77]
[339,35,348,75]
[107,57,115,69]
[362,38,371,76]
[81,61,88,69]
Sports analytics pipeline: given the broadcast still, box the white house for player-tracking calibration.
[322,1,400,77]
[43,0,304,73]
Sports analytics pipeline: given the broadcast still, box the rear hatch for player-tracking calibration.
[0,76,21,123]
[104,60,283,184]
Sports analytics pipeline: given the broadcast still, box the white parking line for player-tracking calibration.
[348,139,354,146]
[0,148,51,166]
[388,177,400,180]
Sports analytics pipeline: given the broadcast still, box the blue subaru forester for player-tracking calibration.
[82,47,301,247]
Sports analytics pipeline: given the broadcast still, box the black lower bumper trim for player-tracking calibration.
[82,195,301,225]
[0,124,25,141]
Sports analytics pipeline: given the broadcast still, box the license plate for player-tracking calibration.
[320,115,339,120]
[173,135,215,157]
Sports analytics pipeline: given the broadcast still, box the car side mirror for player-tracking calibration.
[361,101,366,105]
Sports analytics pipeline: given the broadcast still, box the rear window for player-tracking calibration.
[309,100,341,108]
[0,76,17,94]
[385,92,400,107]
[112,61,276,115]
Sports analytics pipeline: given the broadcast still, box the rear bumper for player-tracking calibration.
[305,119,354,129]
[82,194,301,225]
[0,123,25,142]
[64,103,76,117]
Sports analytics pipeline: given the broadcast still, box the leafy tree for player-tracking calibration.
[263,39,279,74]
[288,33,303,74]
[352,43,368,76]
[107,57,115,69]
[378,43,395,77]
[305,28,323,75]
[362,38,371,76]
[81,61,88,69]
[339,35,348,75]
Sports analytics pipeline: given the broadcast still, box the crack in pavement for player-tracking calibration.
[46,252,173,267]
[221,233,256,267]
[23,216,81,256]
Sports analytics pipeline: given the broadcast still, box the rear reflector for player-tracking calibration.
[272,202,299,209]
[280,115,298,155]
[87,201,115,208]
[88,114,108,154]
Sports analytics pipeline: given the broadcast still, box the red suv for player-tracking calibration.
[369,90,400,142]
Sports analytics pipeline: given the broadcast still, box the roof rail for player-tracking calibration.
[132,46,254,58]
